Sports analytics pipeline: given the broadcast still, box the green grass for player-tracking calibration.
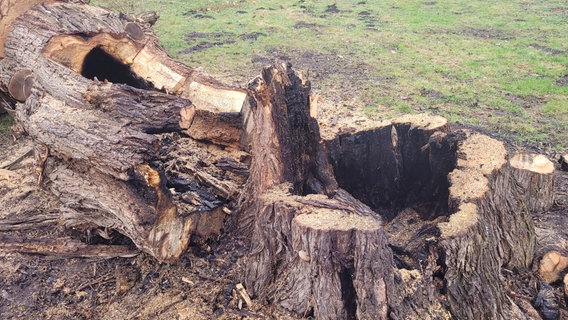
[0,113,13,143]
[92,0,568,151]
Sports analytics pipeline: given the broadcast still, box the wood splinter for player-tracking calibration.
[33,144,49,186]
[235,283,253,309]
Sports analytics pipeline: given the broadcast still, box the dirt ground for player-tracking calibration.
[0,66,567,319]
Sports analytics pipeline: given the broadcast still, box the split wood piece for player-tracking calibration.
[50,162,192,263]
[81,81,195,133]
[245,187,395,320]
[238,62,338,230]
[40,11,247,113]
[0,234,138,259]
[0,213,60,231]
[0,1,251,262]
[184,109,242,148]
[439,132,537,320]
[15,94,160,180]
[2,1,246,113]
[510,153,555,213]
[235,283,253,309]
[539,251,568,284]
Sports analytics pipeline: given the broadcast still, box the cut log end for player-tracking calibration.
[294,208,380,232]
[539,250,568,284]
[456,133,508,175]
[438,202,478,238]
[8,70,34,102]
[510,153,555,175]
[510,152,555,213]
[124,22,145,41]
[391,113,448,131]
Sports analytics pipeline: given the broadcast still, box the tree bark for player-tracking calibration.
[509,152,555,213]
[239,63,395,320]
[0,0,248,263]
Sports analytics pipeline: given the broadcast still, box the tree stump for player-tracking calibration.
[0,1,560,319]
[240,63,396,320]
[510,153,555,213]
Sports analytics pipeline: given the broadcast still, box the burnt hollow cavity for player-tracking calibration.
[326,124,464,270]
[81,46,155,90]
[339,268,358,320]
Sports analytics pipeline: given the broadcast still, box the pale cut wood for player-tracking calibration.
[510,152,555,213]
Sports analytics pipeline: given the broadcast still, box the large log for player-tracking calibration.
[0,0,248,262]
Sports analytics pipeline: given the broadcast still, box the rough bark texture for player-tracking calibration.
[0,1,248,263]
[509,152,555,213]
[323,117,543,319]
[240,63,396,320]
[439,133,537,320]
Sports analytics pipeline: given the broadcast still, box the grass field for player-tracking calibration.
[91,1,567,151]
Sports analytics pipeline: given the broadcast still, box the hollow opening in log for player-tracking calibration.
[81,46,155,90]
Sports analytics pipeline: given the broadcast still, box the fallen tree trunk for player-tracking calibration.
[0,1,560,319]
[0,0,248,262]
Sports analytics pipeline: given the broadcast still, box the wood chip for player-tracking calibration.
[235,283,253,309]
[181,276,194,285]
[298,250,310,262]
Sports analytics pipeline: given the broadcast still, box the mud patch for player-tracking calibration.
[239,32,266,41]
[182,31,236,53]
[556,74,568,86]
[506,93,546,109]
[324,4,341,14]
[532,44,567,55]
[293,21,322,29]
[251,48,381,102]
[419,88,443,99]
[182,10,214,19]
[358,10,381,30]
[455,27,514,40]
